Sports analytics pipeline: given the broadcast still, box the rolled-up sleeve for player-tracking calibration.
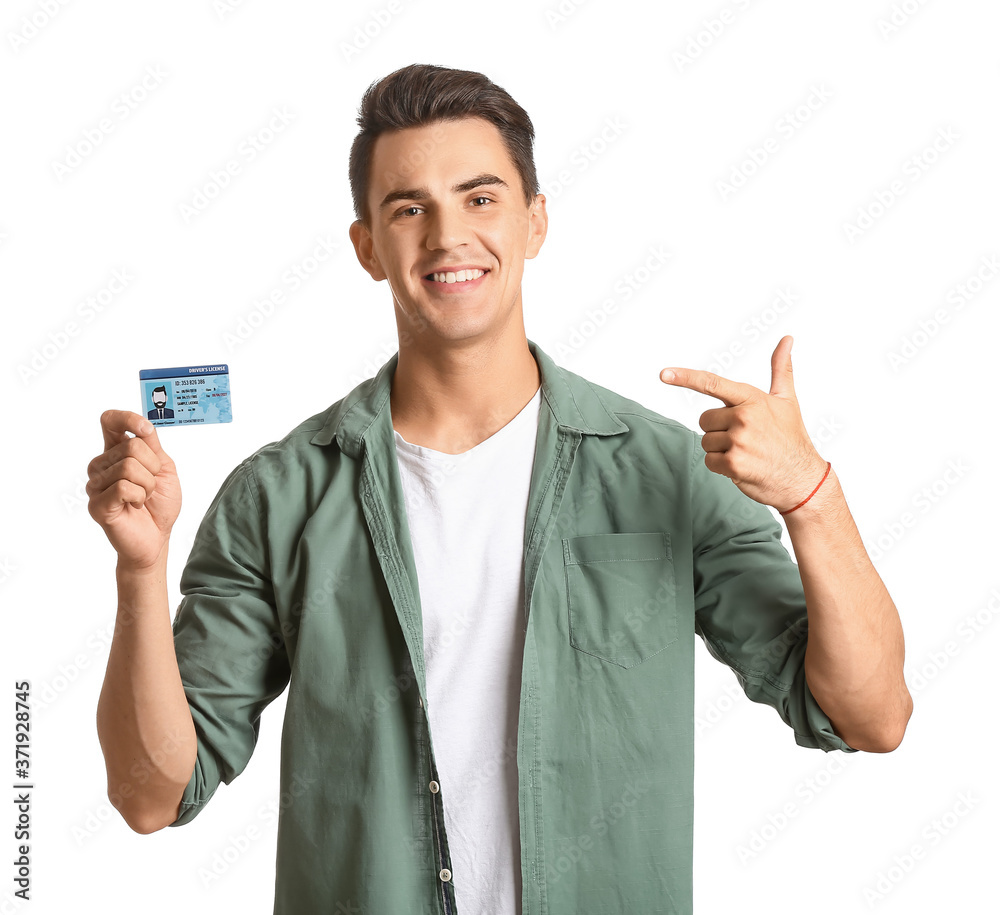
[168,458,292,826]
[687,431,857,754]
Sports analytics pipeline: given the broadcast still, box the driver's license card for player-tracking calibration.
[139,363,232,427]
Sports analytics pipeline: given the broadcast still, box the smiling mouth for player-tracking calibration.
[423,268,489,285]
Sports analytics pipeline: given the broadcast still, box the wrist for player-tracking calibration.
[781,463,844,525]
[116,546,169,580]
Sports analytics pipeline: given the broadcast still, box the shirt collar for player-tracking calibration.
[309,339,628,458]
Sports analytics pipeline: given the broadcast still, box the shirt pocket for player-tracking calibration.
[562,531,677,669]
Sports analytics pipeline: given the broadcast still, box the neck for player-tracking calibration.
[390,333,540,455]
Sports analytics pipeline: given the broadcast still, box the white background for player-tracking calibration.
[2,0,998,912]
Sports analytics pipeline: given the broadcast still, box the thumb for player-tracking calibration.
[769,335,796,397]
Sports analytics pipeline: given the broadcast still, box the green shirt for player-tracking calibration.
[168,338,856,914]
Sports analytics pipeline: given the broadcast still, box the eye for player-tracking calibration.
[396,205,422,218]
[471,196,492,206]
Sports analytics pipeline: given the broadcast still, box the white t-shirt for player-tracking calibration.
[393,384,541,915]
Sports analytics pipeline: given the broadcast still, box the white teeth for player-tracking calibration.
[431,269,485,284]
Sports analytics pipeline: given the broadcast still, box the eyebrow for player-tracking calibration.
[378,173,509,211]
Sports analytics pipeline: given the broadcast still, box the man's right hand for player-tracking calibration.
[88,411,182,570]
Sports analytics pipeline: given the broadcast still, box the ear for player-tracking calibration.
[349,219,387,281]
[524,193,548,260]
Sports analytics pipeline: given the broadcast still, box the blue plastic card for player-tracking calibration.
[139,363,232,427]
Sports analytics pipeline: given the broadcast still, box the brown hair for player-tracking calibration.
[349,63,539,228]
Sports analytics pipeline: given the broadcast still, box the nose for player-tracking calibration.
[424,203,469,252]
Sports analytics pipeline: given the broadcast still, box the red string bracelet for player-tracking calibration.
[779,461,832,515]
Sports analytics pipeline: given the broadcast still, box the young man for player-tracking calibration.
[89,63,911,915]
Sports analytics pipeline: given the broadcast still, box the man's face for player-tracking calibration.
[350,117,547,352]
[152,388,167,408]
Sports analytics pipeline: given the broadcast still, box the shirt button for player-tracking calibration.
[439,868,451,882]
[429,780,439,793]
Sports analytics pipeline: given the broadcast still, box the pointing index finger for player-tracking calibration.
[659,367,757,407]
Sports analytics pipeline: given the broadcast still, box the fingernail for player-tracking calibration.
[661,370,675,382]
[140,421,154,435]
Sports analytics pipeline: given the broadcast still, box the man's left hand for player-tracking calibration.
[659,335,827,512]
